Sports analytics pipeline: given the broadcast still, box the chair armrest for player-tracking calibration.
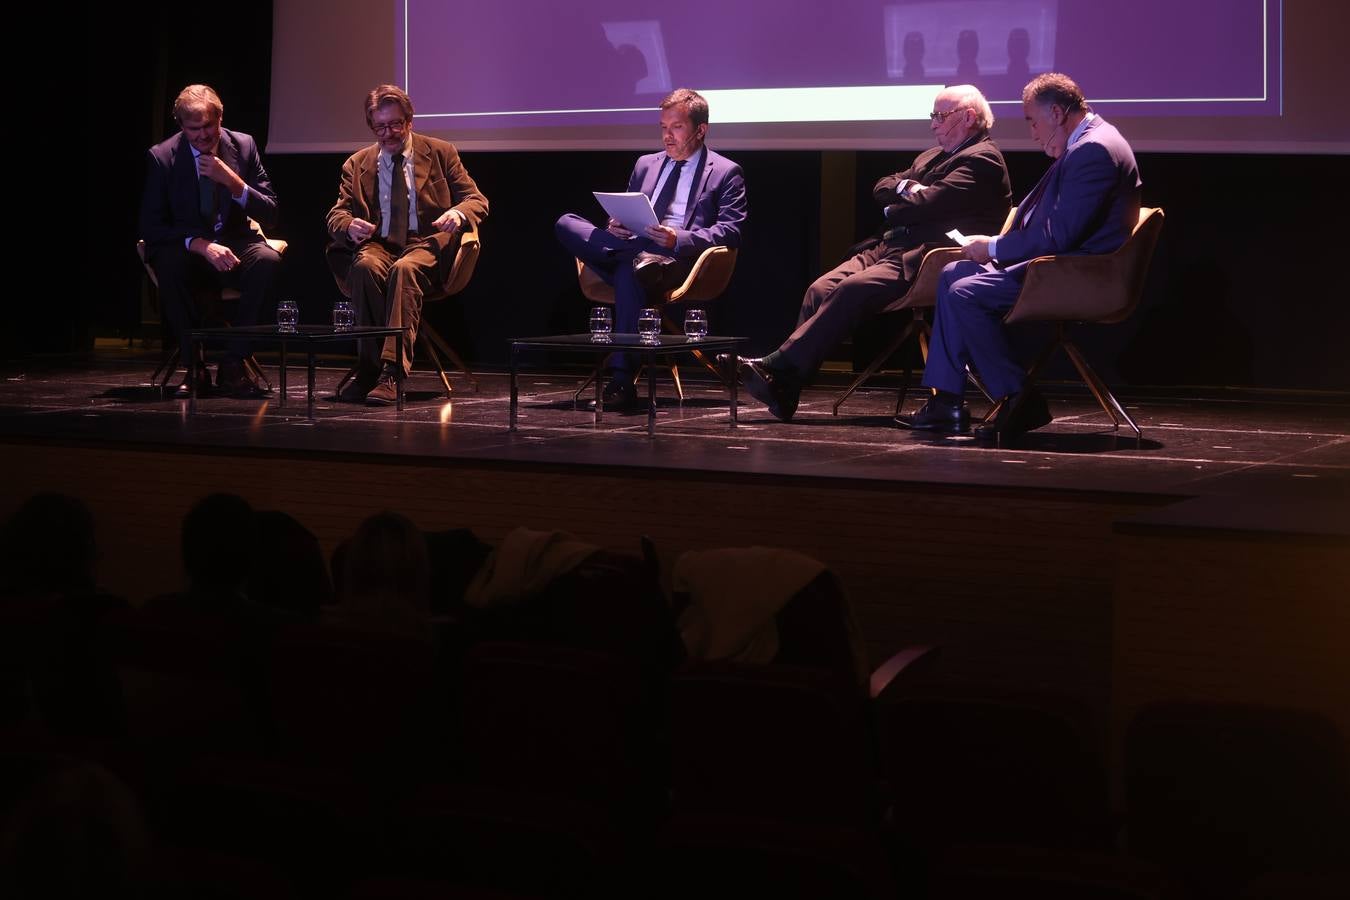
[1004,254,1133,325]
[869,644,940,700]
[666,245,737,304]
[440,223,480,297]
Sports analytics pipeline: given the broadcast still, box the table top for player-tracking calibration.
[510,333,745,352]
[189,324,406,343]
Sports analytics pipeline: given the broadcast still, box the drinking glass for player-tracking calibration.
[276,299,299,333]
[589,305,612,342]
[683,308,708,340]
[332,300,355,331]
[637,307,661,343]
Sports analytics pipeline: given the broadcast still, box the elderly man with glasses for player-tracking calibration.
[733,84,1010,423]
[326,84,489,405]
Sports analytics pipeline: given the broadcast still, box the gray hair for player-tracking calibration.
[942,84,995,130]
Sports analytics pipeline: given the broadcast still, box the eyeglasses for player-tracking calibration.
[371,119,407,135]
[929,108,967,123]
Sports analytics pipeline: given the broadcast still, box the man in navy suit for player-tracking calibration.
[140,84,281,397]
[901,72,1141,438]
[555,88,748,410]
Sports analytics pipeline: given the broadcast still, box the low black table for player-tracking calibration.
[509,333,746,438]
[188,324,407,421]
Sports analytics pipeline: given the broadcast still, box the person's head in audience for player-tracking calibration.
[2,493,97,599]
[181,493,254,597]
[336,511,430,637]
[0,757,152,896]
[247,510,332,617]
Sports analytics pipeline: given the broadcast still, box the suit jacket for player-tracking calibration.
[627,147,746,258]
[994,115,1141,269]
[326,132,488,261]
[867,134,1012,282]
[140,128,278,250]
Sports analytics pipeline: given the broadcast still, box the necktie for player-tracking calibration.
[651,159,686,224]
[1016,158,1061,229]
[389,152,409,248]
[198,159,217,223]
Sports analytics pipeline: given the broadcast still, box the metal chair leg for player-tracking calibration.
[1064,339,1140,437]
[335,364,360,396]
[152,347,181,388]
[832,318,923,415]
[243,354,272,392]
[573,365,601,403]
[419,332,454,399]
[422,322,479,392]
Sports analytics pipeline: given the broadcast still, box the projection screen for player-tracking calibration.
[269,0,1349,153]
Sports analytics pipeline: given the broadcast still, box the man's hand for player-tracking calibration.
[197,154,246,198]
[347,218,376,244]
[606,217,635,240]
[432,210,462,234]
[644,224,677,250]
[962,237,994,265]
[190,238,241,272]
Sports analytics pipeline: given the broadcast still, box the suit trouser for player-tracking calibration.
[922,259,1026,399]
[554,214,692,373]
[148,236,280,365]
[348,234,456,377]
[776,242,912,380]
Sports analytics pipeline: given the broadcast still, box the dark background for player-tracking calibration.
[73,2,1350,392]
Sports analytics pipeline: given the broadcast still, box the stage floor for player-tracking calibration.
[2,356,1348,503]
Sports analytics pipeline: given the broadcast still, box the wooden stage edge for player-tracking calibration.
[2,435,1347,773]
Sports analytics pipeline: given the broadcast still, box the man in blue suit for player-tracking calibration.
[140,84,281,398]
[900,72,1141,438]
[556,88,747,410]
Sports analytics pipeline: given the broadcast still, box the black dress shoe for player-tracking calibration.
[975,387,1052,440]
[590,377,641,412]
[173,367,212,399]
[715,352,743,375]
[632,251,675,293]
[896,394,970,433]
[742,359,801,422]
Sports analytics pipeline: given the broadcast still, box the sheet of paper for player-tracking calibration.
[945,228,972,247]
[594,191,658,233]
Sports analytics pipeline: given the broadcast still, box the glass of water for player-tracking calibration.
[589,305,612,342]
[637,307,661,344]
[276,299,299,333]
[684,308,708,340]
[332,299,355,331]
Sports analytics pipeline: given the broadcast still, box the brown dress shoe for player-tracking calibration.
[365,372,402,406]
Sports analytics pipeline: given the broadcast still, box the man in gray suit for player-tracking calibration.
[735,84,1011,422]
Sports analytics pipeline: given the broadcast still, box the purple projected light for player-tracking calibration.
[398,0,1280,129]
